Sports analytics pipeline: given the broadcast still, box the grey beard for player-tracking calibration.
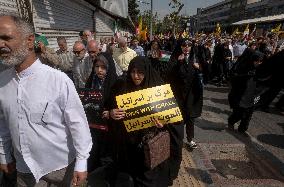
[1,46,29,68]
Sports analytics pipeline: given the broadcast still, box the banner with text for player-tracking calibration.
[78,88,106,126]
[116,84,183,132]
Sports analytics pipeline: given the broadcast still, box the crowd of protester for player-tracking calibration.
[0,13,284,187]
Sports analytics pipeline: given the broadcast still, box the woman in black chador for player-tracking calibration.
[228,49,264,133]
[165,39,204,184]
[85,53,118,172]
[107,56,171,187]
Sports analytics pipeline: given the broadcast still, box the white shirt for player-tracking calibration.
[73,53,93,88]
[0,59,92,182]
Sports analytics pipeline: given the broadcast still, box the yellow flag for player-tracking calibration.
[215,23,221,35]
[138,16,143,35]
[182,30,189,38]
[142,27,147,41]
[243,24,249,36]
[232,28,239,36]
[271,23,282,33]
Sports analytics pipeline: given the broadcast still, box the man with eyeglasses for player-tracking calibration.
[87,40,123,76]
[73,41,93,88]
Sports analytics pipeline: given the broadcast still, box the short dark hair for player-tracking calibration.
[57,36,66,43]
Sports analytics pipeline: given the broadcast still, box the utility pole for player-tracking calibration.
[138,0,153,40]
[150,0,153,41]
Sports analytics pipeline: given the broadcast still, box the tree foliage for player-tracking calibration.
[137,0,185,34]
[156,0,185,34]
[128,0,140,25]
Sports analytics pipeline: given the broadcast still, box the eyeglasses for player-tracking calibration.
[73,48,85,55]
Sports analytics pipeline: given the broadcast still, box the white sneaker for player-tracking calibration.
[188,141,197,149]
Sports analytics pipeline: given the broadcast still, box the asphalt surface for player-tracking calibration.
[173,84,284,187]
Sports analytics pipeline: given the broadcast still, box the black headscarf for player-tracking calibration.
[85,52,118,104]
[233,49,264,75]
[170,38,197,63]
[125,56,164,91]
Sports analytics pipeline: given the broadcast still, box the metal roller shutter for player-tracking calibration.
[32,0,95,49]
[0,0,19,15]
[95,10,115,40]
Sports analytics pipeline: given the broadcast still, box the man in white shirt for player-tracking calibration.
[0,14,92,186]
[72,41,93,88]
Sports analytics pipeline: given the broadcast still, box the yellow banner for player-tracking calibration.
[116,84,183,132]
[116,84,174,109]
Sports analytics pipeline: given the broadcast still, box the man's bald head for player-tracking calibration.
[73,41,86,60]
[87,40,100,60]
[117,37,127,50]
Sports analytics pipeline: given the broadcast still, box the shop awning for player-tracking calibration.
[232,14,284,25]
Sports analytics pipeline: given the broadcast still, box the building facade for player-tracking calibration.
[245,0,284,19]
[0,0,132,49]
[193,0,232,32]
[191,0,284,33]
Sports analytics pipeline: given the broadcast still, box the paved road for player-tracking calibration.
[173,84,284,187]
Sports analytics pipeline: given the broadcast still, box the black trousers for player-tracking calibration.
[88,128,111,172]
[276,94,284,109]
[167,123,184,184]
[185,118,195,142]
[228,107,254,132]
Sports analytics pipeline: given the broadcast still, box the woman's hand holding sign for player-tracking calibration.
[102,110,110,119]
[152,118,163,128]
[110,109,126,120]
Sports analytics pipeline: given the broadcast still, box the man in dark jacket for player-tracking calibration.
[228,50,264,133]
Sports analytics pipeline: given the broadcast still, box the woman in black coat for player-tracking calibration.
[228,50,264,132]
[85,53,118,173]
[107,56,170,187]
[169,39,203,146]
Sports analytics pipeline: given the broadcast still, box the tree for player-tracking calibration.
[128,0,140,25]
[139,10,159,33]
[168,0,184,34]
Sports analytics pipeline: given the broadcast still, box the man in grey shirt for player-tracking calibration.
[56,36,74,75]
[0,14,92,186]
[72,41,93,88]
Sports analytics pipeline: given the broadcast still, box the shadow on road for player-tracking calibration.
[196,119,226,132]
[278,123,284,133]
[211,159,277,180]
[204,86,230,93]
[225,129,284,180]
[203,105,231,116]
[185,167,213,185]
[210,98,229,105]
[257,134,284,149]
